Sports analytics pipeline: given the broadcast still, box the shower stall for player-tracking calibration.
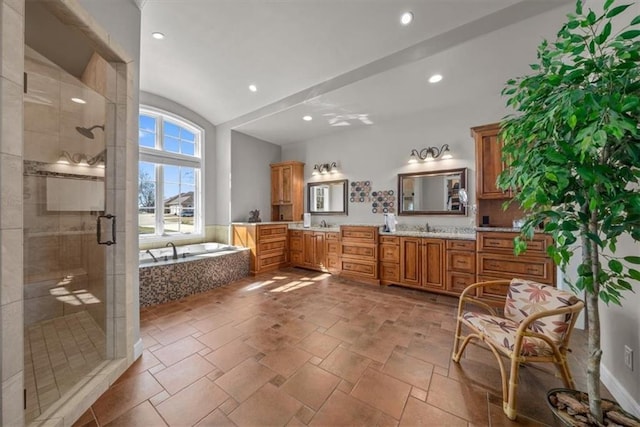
[22,45,115,422]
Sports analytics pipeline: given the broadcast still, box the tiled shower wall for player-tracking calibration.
[1,0,25,425]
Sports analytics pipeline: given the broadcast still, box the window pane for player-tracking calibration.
[139,130,155,148]
[181,129,195,142]
[164,136,180,153]
[138,161,156,235]
[181,167,195,185]
[164,121,180,138]
[181,141,195,156]
[164,165,180,184]
[139,115,156,132]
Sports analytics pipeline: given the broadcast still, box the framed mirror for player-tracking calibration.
[398,168,467,215]
[307,179,348,215]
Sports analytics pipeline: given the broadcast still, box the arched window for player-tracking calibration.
[138,107,203,239]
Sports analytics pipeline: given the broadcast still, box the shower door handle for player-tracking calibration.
[97,214,116,245]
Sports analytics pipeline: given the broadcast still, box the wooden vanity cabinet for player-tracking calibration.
[270,161,305,222]
[379,236,400,284]
[233,223,289,275]
[476,231,556,300]
[340,226,379,285]
[398,237,445,290]
[289,229,340,273]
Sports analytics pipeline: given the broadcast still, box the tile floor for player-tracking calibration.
[74,268,601,426]
[25,311,106,422]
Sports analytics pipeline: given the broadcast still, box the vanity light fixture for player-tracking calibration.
[311,162,338,175]
[58,150,105,168]
[408,144,451,163]
[248,84,257,92]
[152,32,165,40]
[71,97,86,104]
[303,115,313,121]
[400,11,414,26]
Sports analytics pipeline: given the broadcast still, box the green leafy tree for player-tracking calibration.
[498,0,640,422]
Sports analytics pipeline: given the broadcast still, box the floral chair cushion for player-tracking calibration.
[504,279,579,345]
[462,311,553,356]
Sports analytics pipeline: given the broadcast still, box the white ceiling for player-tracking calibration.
[139,0,571,145]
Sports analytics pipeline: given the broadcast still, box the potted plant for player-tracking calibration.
[497,0,640,424]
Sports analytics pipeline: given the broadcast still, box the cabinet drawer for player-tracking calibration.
[380,244,399,263]
[326,241,340,256]
[447,272,476,295]
[446,239,475,251]
[380,236,399,245]
[380,262,399,282]
[478,232,550,255]
[341,244,376,260]
[289,230,302,238]
[259,225,289,239]
[325,232,340,241]
[447,251,475,274]
[258,253,287,270]
[341,227,377,242]
[326,255,340,272]
[477,254,554,284]
[258,239,287,253]
[341,260,377,278]
[476,275,511,299]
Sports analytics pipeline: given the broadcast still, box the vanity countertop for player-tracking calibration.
[475,226,522,233]
[288,224,341,232]
[231,221,301,226]
[380,230,476,240]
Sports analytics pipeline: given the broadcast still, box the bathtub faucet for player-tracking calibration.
[145,249,158,263]
[166,242,178,260]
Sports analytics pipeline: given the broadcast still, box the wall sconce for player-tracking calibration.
[58,150,106,168]
[312,162,338,175]
[408,144,452,163]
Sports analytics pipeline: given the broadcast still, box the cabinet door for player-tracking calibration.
[281,165,293,203]
[475,125,509,199]
[271,166,282,204]
[422,239,445,289]
[303,232,314,266]
[400,237,421,287]
[314,232,325,268]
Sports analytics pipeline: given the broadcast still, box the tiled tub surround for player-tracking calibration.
[139,246,250,307]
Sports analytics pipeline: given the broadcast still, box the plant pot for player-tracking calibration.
[547,388,640,427]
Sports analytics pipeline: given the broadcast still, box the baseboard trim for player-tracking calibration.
[133,337,144,359]
[601,364,640,417]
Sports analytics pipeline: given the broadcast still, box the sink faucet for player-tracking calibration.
[320,220,327,228]
[145,249,158,263]
[166,242,178,260]
[425,222,431,232]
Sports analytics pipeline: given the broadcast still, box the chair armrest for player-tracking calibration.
[512,299,585,348]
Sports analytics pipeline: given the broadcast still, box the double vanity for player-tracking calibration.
[232,123,556,300]
[231,222,556,301]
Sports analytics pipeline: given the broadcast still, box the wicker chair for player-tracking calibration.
[451,279,584,420]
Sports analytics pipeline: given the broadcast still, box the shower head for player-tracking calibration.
[76,124,104,139]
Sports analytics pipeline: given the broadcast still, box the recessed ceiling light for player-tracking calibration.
[303,115,313,121]
[248,84,257,92]
[71,97,86,104]
[152,32,165,40]
[400,12,414,26]
[428,74,443,83]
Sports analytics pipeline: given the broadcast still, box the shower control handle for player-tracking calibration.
[97,214,116,246]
